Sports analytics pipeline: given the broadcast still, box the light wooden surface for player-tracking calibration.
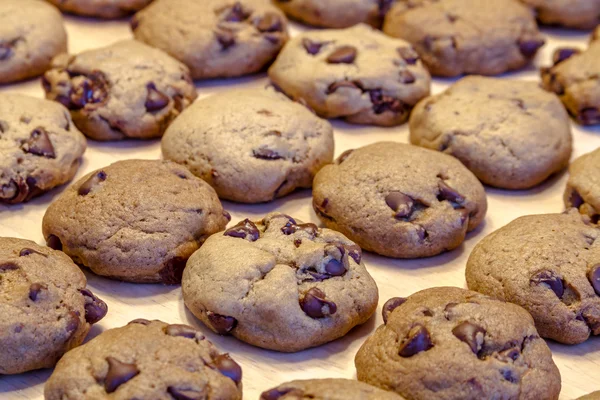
[1,14,599,400]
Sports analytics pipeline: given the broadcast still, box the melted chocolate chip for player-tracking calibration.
[397,47,419,65]
[224,219,260,241]
[588,265,600,296]
[385,192,414,219]
[159,257,187,284]
[255,12,282,32]
[281,222,318,237]
[344,243,362,264]
[496,347,520,362]
[253,148,283,160]
[569,190,584,209]
[145,83,170,112]
[216,30,236,49]
[579,108,600,126]
[0,176,41,204]
[437,181,465,206]
[518,36,545,57]
[302,38,322,55]
[19,248,45,257]
[530,270,564,298]
[452,322,486,354]
[223,210,232,222]
[300,287,337,318]
[382,297,406,324]
[552,47,580,65]
[104,357,139,393]
[260,388,305,400]
[324,259,346,276]
[165,324,200,339]
[21,127,56,158]
[398,325,433,357]
[29,283,46,301]
[78,171,107,196]
[79,288,108,324]
[326,46,357,64]
[167,387,206,400]
[206,311,237,334]
[46,234,63,251]
[369,89,406,114]
[221,2,250,22]
[0,262,18,272]
[213,354,242,384]
[501,368,518,383]
[444,302,458,320]
[69,72,109,110]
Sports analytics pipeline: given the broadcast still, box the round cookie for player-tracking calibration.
[0,0,67,84]
[272,0,392,28]
[0,94,87,205]
[312,142,487,259]
[409,76,573,190]
[565,148,600,223]
[162,87,334,203]
[466,209,600,344]
[269,24,431,127]
[46,0,153,18]
[541,43,600,126]
[383,0,545,77]
[521,0,600,30]
[44,319,242,400]
[42,40,197,141]
[42,159,230,284]
[260,378,405,400]
[131,0,289,79]
[182,212,378,352]
[0,237,107,375]
[355,287,562,400]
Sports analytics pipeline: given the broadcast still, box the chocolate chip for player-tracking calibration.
[294,238,302,247]
[552,47,580,65]
[343,243,362,264]
[500,368,518,383]
[0,262,18,272]
[579,108,600,125]
[104,357,139,393]
[159,257,187,284]
[46,234,63,251]
[496,347,520,362]
[518,36,545,57]
[145,82,170,112]
[369,89,406,114]
[302,38,322,55]
[221,2,250,22]
[382,297,406,324]
[281,222,318,236]
[216,30,236,50]
[65,311,80,334]
[326,46,357,64]
[452,321,486,354]
[79,288,108,324]
[78,171,107,196]
[69,72,109,110]
[29,283,46,301]
[21,127,56,158]
[0,176,41,204]
[530,270,564,298]
[255,12,282,32]
[327,80,362,94]
[224,219,260,241]
[213,354,242,384]
[206,311,237,334]
[437,181,465,207]
[300,287,337,318]
[168,387,206,400]
[260,388,305,400]
[444,302,458,320]
[588,265,600,296]
[336,149,354,164]
[324,259,346,276]
[128,318,151,325]
[0,43,13,61]
[398,325,434,357]
[398,70,415,84]
[253,148,283,160]
[314,198,335,222]
[569,190,584,209]
[397,47,419,65]
[385,192,414,219]
[165,324,200,339]
[19,248,45,257]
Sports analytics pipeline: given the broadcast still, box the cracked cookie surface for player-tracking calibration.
[162,86,334,203]
[182,212,378,352]
[565,148,600,223]
[312,142,487,258]
[541,37,600,126]
[42,159,229,283]
[383,0,545,77]
[44,319,242,400]
[0,237,107,375]
[268,23,431,127]
[0,0,67,84]
[46,0,153,18]
[521,0,600,29]
[410,76,572,189]
[0,93,87,205]
[260,378,405,399]
[466,209,600,344]
[355,287,561,400]
[132,0,289,79]
[43,40,197,141]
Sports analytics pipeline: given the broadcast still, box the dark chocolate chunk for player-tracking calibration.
[302,38,322,55]
[78,171,107,196]
[46,234,63,251]
[452,321,486,354]
[69,72,109,110]
[224,219,260,241]
[159,257,187,285]
[300,287,337,318]
[398,325,433,357]
[19,248,46,257]
[79,288,108,324]
[221,2,250,22]
[382,297,406,324]
[324,259,346,276]
[552,47,580,65]
[145,82,170,112]
[0,262,19,272]
[437,181,465,206]
[213,354,242,384]
[255,12,282,32]
[385,192,414,219]
[206,311,237,334]
[326,46,357,64]
[21,127,56,158]
[568,190,584,209]
[104,357,139,393]
[253,148,284,160]
[369,89,406,114]
[588,264,600,296]
[29,283,46,301]
[530,270,564,298]
[518,36,545,57]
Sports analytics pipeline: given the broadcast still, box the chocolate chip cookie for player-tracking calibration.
[0,93,87,205]
[269,24,431,126]
[541,40,600,126]
[521,0,600,29]
[182,212,378,352]
[565,148,600,223]
[312,142,487,258]
[0,237,107,375]
[260,378,405,400]
[44,319,242,399]
[132,0,289,79]
[355,287,561,400]
[383,0,545,77]
[42,159,229,284]
[410,76,573,189]
[272,0,393,28]
[43,40,197,141]
[161,86,334,203]
[466,209,600,344]
[46,0,153,18]
[0,0,67,84]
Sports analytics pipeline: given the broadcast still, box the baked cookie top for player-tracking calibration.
[521,0,600,29]
[46,0,153,19]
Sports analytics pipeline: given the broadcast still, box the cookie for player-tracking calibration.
[521,0,600,29]
[541,41,600,126]
[131,0,289,79]
[46,0,153,18]
[272,0,392,28]
[161,86,334,203]
[42,40,197,141]
[42,159,229,284]
[260,378,405,400]
[355,287,562,400]
[383,0,545,77]
[312,142,487,258]
[466,209,600,344]
[44,319,242,400]
[565,148,600,223]
[182,212,378,352]
[0,237,107,375]
[0,93,87,205]
[0,0,67,84]
[409,76,573,189]
[578,392,600,400]
[268,24,431,127]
